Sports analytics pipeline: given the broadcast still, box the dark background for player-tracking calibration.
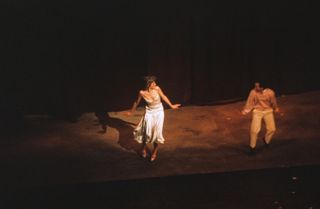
[2,0,319,119]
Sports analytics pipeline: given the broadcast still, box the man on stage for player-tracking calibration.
[241,82,280,155]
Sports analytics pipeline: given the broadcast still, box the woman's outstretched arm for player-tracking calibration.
[156,86,181,109]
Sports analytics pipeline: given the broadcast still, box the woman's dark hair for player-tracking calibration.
[144,75,157,89]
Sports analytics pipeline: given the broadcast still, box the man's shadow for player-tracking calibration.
[94,111,141,155]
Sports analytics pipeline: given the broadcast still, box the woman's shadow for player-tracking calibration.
[94,111,141,155]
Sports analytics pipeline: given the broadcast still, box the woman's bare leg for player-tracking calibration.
[150,143,159,161]
[141,142,147,158]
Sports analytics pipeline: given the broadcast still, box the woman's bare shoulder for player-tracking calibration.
[155,86,161,91]
[139,90,146,95]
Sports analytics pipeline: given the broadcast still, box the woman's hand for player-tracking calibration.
[171,104,181,109]
[241,110,247,115]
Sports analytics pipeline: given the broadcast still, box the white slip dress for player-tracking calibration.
[133,89,165,144]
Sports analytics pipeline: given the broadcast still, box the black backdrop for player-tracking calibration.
[2,0,319,118]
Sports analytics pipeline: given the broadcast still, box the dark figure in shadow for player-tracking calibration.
[94,111,141,154]
[94,111,110,133]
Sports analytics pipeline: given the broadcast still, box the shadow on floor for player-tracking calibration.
[94,111,141,155]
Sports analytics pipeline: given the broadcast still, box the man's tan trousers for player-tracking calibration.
[250,109,276,148]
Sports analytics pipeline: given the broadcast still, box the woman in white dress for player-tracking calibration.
[125,76,181,162]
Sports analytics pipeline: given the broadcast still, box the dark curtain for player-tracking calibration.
[2,0,319,117]
[147,1,319,104]
[147,15,192,104]
[3,1,149,117]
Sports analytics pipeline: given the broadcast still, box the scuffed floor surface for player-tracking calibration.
[1,91,320,189]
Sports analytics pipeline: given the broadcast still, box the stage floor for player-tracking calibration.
[1,91,320,189]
